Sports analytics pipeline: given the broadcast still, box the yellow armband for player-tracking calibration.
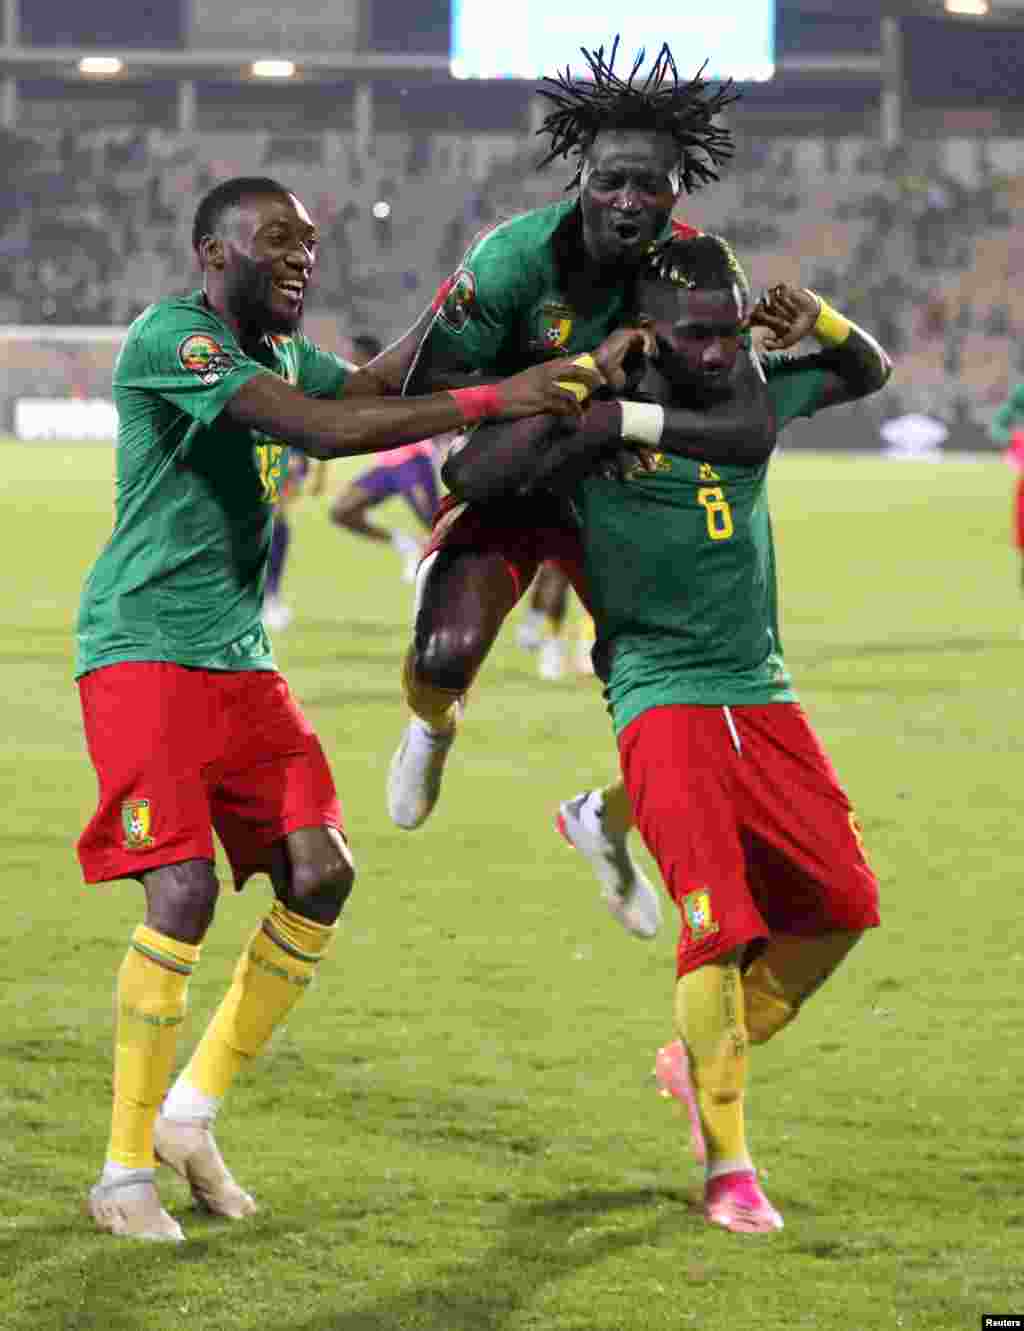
[556,353,602,404]
[808,293,852,347]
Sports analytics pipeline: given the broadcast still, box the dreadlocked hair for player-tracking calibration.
[536,37,739,192]
[645,233,751,301]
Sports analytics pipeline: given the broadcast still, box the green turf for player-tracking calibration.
[2,440,1021,1330]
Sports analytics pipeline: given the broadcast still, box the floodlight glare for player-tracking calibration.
[251,60,297,78]
[944,0,989,13]
[78,57,124,76]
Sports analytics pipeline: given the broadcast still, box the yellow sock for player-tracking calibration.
[674,959,751,1170]
[600,779,634,840]
[402,646,461,734]
[108,925,199,1169]
[183,902,335,1101]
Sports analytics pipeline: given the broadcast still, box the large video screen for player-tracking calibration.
[450,5,775,83]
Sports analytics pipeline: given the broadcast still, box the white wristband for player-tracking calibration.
[618,400,665,447]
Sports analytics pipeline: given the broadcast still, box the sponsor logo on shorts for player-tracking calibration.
[529,301,575,352]
[177,332,237,385]
[683,889,719,942]
[439,268,476,333]
[121,799,154,850]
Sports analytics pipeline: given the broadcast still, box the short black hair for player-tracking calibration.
[536,37,739,192]
[644,233,751,302]
[192,176,292,256]
[351,333,384,361]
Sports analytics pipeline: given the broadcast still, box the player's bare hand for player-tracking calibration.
[747,284,820,351]
[498,357,604,420]
[599,445,663,483]
[593,325,656,391]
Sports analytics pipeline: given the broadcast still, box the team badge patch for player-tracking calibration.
[530,302,574,352]
[439,268,476,333]
[683,889,719,942]
[177,333,236,385]
[121,799,154,850]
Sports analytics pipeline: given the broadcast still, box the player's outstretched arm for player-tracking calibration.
[749,284,893,409]
[223,359,600,460]
[443,340,780,503]
[442,413,627,504]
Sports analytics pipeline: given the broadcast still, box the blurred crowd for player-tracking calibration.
[1,122,1021,432]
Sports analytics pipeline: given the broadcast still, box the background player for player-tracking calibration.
[76,175,600,1242]
[387,43,772,941]
[329,335,444,584]
[445,235,892,1234]
[263,449,326,631]
[516,562,596,680]
[988,382,1024,595]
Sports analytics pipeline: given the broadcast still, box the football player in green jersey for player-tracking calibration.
[76,175,600,1243]
[444,233,892,1233]
[988,383,1024,591]
[387,43,772,944]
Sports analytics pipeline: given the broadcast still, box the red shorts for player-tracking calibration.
[422,494,590,607]
[77,663,344,887]
[617,702,880,978]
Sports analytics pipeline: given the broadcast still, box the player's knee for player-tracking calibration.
[414,625,484,692]
[742,968,799,1045]
[744,991,797,1045]
[328,496,353,527]
[286,852,355,925]
[143,862,219,944]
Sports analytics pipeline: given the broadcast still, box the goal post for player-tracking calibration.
[0,325,128,441]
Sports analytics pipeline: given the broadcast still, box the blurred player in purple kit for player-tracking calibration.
[329,332,444,583]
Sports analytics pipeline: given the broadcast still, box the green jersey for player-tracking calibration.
[75,291,350,677]
[425,200,688,376]
[989,382,1024,445]
[572,353,832,732]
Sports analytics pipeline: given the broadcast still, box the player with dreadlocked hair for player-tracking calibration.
[443,231,892,1234]
[388,41,774,940]
[534,38,736,191]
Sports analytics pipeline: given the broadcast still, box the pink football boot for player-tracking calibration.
[654,1040,706,1167]
[704,1169,784,1234]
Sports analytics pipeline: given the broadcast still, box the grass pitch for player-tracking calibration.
[2,439,1022,1331]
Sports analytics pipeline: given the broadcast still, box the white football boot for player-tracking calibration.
[154,1116,256,1219]
[556,790,662,939]
[387,717,458,829]
[538,636,568,681]
[263,596,292,631]
[87,1175,185,1241]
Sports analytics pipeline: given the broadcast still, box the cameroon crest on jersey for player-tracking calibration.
[439,269,476,333]
[531,302,574,352]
